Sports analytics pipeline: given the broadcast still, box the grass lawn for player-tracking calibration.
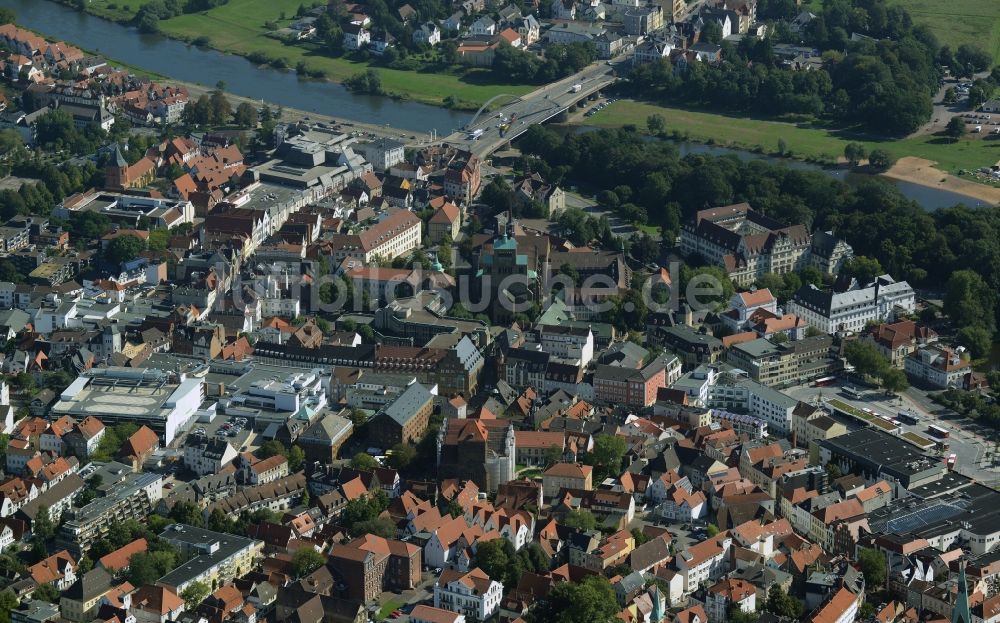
[887,0,1000,63]
[377,600,404,620]
[586,100,1000,174]
[76,0,139,22]
[150,0,532,107]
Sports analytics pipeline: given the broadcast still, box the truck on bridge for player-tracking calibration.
[570,84,582,93]
[467,128,484,140]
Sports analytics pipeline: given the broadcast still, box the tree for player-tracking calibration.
[387,443,416,470]
[292,547,325,578]
[646,114,666,136]
[585,434,627,481]
[880,367,909,395]
[706,524,720,537]
[233,102,257,128]
[957,326,993,359]
[125,552,170,587]
[32,505,55,542]
[180,581,210,609]
[946,270,997,332]
[844,340,890,379]
[843,142,866,166]
[528,575,618,623]
[544,444,564,467]
[351,516,397,538]
[562,509,598,531]
[259,440,288,459]
[288,445,306,472]
[33,583,60,603]
[0,9,15,25]
[472,538,514,586]
[350,452,379,470]
[106,234,146,265]
[0,590,19,623]
[867,148,893,170]
[169,501,205,527]
[841,256,883,285]
[858,548,887,587]
[764,584,804,618]
[946,116,967,140]
[208,89,232,125]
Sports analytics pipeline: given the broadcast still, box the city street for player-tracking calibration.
[782,379,1000,484]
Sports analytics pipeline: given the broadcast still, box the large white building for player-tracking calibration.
[904,345,971,389]
[538,325,594,366]
[787,275,915,335]
[50,368,204,446]
[434,568,504,621]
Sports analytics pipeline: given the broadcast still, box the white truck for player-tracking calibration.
[570,84,582,93]
[467,128,484,140]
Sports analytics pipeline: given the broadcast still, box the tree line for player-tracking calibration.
[626,0,995,136]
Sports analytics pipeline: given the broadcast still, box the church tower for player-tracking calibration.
[105,144,129,190]
[952,560,972,623]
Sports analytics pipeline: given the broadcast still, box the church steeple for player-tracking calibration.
[953,560,972,623]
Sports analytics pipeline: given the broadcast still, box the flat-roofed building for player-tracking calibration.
[157,524,263,592]
[50,368,203,446]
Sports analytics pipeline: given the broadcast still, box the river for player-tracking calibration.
[0,0,983,210]
[0,0,470,134]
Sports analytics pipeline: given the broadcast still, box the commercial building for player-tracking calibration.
[818,428,945,496]
[725,335,837,387]
[157,524,263,592]
[593,354,682,408]
[50,368,204,446]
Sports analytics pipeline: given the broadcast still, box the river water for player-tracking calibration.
[0,0,470,134]
[1,0,985,210]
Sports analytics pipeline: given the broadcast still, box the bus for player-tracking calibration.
[926,424,949,439]
[812,376,836,388]
[897,410,921,425]
[843,386,864,400]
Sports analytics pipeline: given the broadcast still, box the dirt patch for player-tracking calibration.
[0,176,39,191]
[882,156,1000,206]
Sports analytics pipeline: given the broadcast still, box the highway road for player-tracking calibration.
[444,59,621,156]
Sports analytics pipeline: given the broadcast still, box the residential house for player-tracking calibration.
[414,23,442,45]
[434,568,504,621]
[542,463,593,497]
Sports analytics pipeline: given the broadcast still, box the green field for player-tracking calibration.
[887,0,1000,63]
[586,100,1000,174]
[87,0,532,107]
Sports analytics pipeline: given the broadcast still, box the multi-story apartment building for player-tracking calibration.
[59,462,163,554]
[157,524,263,592]
[787,275,916,335]
[674,533,732,594]
[434,568,503,621]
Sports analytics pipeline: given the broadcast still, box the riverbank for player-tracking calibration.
[584,99,1000,202]
[43,0,533,109]
[883,157,1000,205]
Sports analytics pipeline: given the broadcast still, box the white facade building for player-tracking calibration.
[434,568,503,621]
[787,275,916,335]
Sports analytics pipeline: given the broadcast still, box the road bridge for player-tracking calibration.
[442,61,619,158]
